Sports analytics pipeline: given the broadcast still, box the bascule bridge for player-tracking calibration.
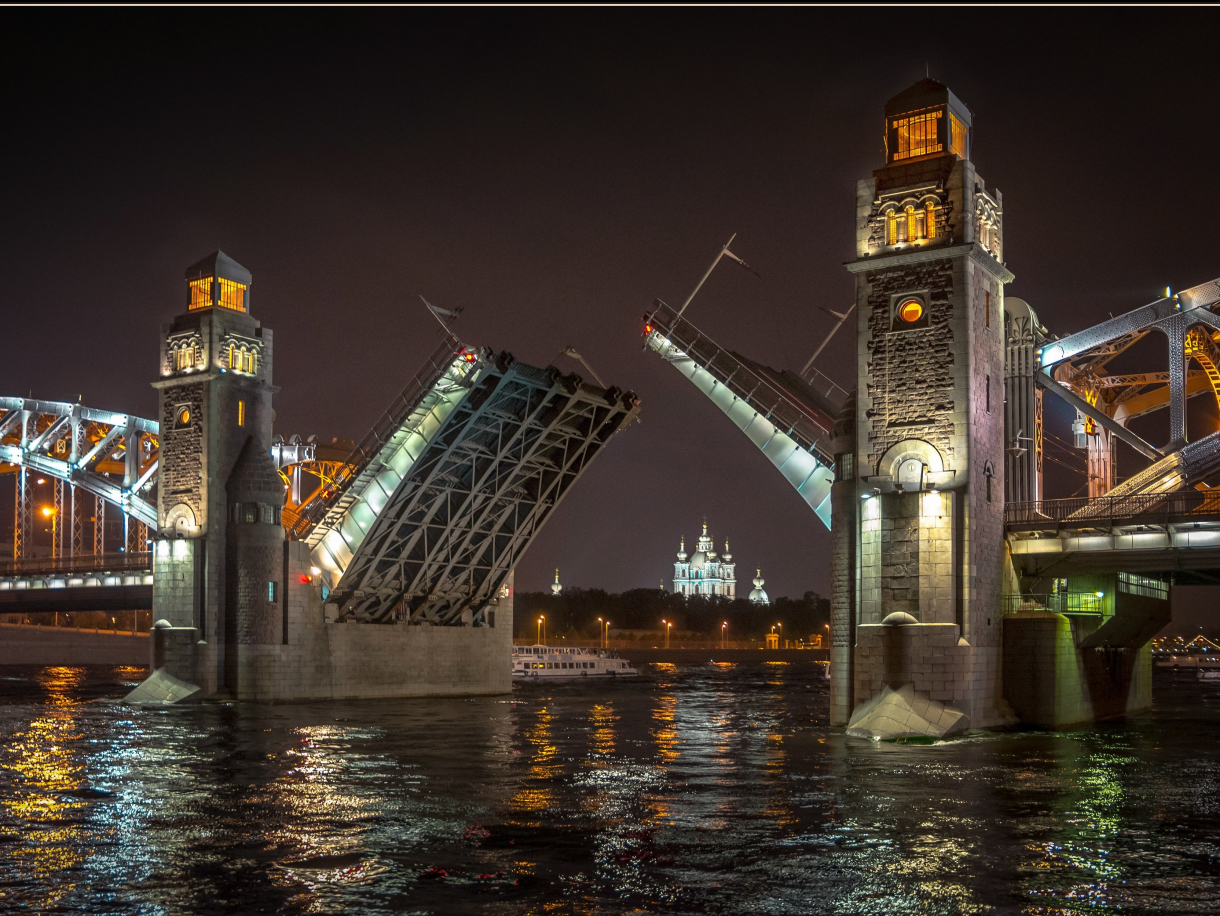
[1,252,639,701]
[645,78,1220,737]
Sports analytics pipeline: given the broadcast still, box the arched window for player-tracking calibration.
[924,200,936,239]
[906,206,918,242]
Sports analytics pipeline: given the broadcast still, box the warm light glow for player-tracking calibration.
[176,406,191,427]
[949,112,967,157]
[188,277,212,310]
[897,298,924,323]
[892,109,942,161]
[41,506,54,517]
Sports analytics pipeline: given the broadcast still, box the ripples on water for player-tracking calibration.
[2,661,1219,914]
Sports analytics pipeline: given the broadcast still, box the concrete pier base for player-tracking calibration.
[1002,612,1154,728]
[129,543,514,703]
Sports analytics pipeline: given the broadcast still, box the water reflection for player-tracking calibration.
[2,664,1219,914]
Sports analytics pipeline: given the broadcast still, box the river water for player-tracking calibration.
[1,661,1218,915]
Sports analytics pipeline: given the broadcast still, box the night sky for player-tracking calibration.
[4,10,1220,614]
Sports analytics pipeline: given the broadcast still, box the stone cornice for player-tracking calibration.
[846,243,1015,283]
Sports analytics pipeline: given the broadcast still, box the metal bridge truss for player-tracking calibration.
[305,344,640,625]
[642,299,845,529]
[0,396,355,565]
[1038,278,1220,468]
[0,398,160,558]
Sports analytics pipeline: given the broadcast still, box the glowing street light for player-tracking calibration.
[537,615,546,646]
[721,620,727,650]
[776,622,783,648]
[41,506,57,559]
[661,618,672,649]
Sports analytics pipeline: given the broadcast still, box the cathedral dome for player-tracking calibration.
[748,569,770,605]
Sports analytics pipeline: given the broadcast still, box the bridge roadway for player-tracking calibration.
[0,553,152,613]
[1006,491,1220,582]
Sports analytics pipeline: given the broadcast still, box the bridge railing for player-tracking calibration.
[1005,490,1220,530]
[644,299,845,462]
[1002,592,1104,616]
[287,337,464,538]
[0,551,153,577]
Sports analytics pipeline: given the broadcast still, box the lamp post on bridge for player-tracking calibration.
[537,614,546,646]
[721,621,727,650]
[41,506,57,560]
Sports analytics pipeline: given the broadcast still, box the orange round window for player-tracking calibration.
[176,406,191,426]
[897,299,924,323]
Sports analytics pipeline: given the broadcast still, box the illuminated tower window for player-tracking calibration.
[949,112,968,157]
[238,399,246,427]
[188,278,212,310]
[218,277,247,312]
[887,210,899,245]
[924,200,936,238]
[891,110,942,161]
[906,206,919,241]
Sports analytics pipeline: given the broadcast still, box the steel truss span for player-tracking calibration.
[0,397,160,528]
[307,344,640,625]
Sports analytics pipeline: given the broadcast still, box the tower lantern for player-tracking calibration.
[883,78,972,166]
[186,251,251,313]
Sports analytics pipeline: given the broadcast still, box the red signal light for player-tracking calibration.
[644,324,653,334]
[299,574,312,584]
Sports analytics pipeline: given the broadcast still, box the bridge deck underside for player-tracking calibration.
[326,357,638,624]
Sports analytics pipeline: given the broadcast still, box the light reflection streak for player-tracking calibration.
[509,703,558,816]
[0,667,90,910]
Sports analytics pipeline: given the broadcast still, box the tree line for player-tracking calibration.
[512,587,830,641]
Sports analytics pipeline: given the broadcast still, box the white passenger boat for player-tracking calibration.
[513,644,638,679]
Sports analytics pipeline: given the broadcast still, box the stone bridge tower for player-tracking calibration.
[150,252,278,697]
[833,79,1015,737]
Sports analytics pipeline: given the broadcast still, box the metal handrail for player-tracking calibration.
[288,338,466,538]
[1002,592,1103,615]
[1005,490,1220,529]
[0,552,152,577]
[644,300,844,461]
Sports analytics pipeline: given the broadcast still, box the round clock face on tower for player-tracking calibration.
[175,406,192,428]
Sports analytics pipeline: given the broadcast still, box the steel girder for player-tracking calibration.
[312,350,639,624]
[0,397,160,527]
[1039,277,1220,451]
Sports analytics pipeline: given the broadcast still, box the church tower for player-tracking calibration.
[150,252,279,696]
[834,79,1014,735]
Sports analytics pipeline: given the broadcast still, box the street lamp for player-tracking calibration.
[721,620,727,650]
[824,623,830,649]
[41,506,57,559]
[597,616,604,649]
[776,622,783,648]
[662,619,672,649]
[537,614,546,646]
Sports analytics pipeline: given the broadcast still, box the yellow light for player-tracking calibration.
[897,298,924,323]
[41,507,53,517]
